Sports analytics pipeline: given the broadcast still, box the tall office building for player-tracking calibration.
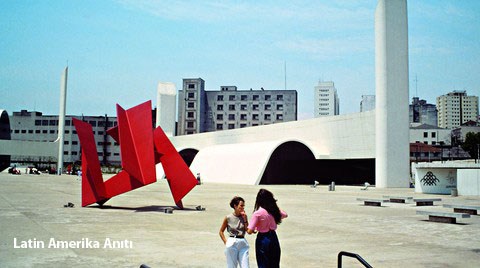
[437,91,479,129]
[360,95,375,112]
[409,97,437,126]
[177,78,297,135]
[314,81,339,117]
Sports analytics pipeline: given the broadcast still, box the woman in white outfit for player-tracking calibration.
[219,196,250,268]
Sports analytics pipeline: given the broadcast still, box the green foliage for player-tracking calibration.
[461,132,480,159]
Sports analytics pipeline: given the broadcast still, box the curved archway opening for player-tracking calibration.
[259,141,375,185]
[178,148,198,167]
[260,141,316,184]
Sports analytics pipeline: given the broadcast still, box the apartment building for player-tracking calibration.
[177,78,297,135]
[437,91,478,129]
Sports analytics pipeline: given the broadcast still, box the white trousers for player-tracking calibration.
[225,237,249,268]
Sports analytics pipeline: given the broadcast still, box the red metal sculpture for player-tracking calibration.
[73,101,197,208]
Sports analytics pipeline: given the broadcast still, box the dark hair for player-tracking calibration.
[254,189,282,224]
[230,196,245,209]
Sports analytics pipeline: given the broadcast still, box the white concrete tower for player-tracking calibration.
[57,66,68,175]
[156,82,177,137]
[375,0,410,187]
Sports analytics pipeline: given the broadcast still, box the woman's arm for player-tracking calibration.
[219,217,228,244]
[246,213,257,235]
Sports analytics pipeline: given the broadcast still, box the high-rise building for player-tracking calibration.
[177,78,297,135]
[314,81,339,117]
[360,95,375,112]
[409,97,437,126]
[436,91,479,129]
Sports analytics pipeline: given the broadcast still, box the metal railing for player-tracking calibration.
[338,251,373,268]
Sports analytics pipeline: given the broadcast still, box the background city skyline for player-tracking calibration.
[1,0,479,120]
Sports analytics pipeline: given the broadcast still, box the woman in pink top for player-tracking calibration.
[247,189,288,268]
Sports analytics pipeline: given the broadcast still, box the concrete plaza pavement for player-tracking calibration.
[1,172,479,267]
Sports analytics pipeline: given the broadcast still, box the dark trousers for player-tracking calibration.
[255,230,281,268]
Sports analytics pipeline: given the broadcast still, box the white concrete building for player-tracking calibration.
[360,95,375,112]
[410,123,451,146]
[437,91,479,129]
[156,82,176,137]
[314,81,339,117]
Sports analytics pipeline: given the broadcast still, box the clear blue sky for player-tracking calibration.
[1,0,479,120]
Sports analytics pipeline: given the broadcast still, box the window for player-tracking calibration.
[72,141,78,145]
[43,130,47,134]
[217,114,223,120]
[277,95,283,101]
[97,131,103,135]
[276,114,283,120]
[65,130,70,134]
[253,104,259,111]
[265,104,271,110]
[253,95,259,101]
[188,92,195,99]
[187,112,194,118]
[188,84,195,89]
[98,121,105,127]
[89,121,97,127]
[35,120,41,126]
[50,130,55,134]
[229,105,235,111]
[187,122,194,128]
[217,95,224,101]
[65,120,71,126]
[241,95,247,101]
[187,102,195,108]
[64,141,69,145]
[35,130,41,134]
[240,124,247,128]
[240,104,247,110]
[216,124,223,130]
[217,105,224,111]
[228,114,235,120]
[431,132,436,138]
[71,151,78,155]
[277,104,283,110]
[228,124,235,129]
[423,132,428,138]
[265,95,271,101]
[42,120,48,126]
[28,130,33,134]
[14,130,19,133]
[50,120,57,126]
[264,114,271,120]
[229,95,235,101]
[252,114,259,120]
[240,114,247,120]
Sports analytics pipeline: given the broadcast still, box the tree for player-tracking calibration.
[461,132,480,160]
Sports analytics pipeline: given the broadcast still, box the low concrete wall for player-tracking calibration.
[412,161,480,196]
[458,169,480,196]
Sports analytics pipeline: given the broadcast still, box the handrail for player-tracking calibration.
[338,251,373,268]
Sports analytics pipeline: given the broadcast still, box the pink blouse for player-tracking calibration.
[248,207,288,233]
